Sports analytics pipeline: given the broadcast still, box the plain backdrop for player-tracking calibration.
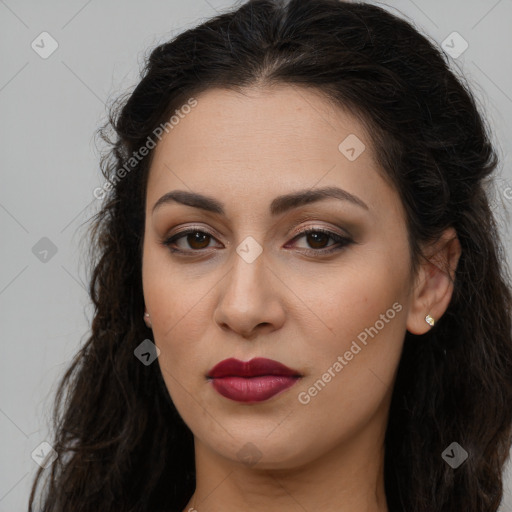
[1,0,511,510]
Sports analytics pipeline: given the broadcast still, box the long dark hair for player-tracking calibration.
[28,1,512,511]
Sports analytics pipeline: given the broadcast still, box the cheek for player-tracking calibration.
[291,302,405,459]
[143,240,207,340]
[141,242,224,408]
[293,244,407,343]
[293,247,408,413]
[142,243,201,377]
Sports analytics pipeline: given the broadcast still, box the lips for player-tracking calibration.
[207,357,302,403]
[208,357,300,378]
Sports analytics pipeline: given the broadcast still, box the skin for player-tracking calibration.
[141,85,461,512]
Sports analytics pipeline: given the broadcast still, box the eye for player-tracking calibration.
[161,226,353,256]
[162,228,221,253]
[286,227,353,255]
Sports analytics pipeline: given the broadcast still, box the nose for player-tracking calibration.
[213,244,286,340]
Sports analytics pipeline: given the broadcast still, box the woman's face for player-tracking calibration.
[142,85,417,469]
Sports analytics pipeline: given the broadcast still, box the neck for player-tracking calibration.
[183,420,389,512]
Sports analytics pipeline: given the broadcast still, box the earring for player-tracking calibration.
[144,311,152,327]
[425,314,435,327]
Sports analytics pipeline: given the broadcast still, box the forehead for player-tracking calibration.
[151,85,373,164]
[146,85,398,220]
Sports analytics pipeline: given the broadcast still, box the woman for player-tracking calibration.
[28,0,512,511]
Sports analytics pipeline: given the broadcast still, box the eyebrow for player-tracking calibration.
[151,186,369,216]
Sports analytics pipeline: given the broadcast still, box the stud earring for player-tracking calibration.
[425,314,435,327]
[144,311,152,327]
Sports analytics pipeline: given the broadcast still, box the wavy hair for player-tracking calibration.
[28,0,512,511]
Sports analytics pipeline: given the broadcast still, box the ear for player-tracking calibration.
[406,227,461,335]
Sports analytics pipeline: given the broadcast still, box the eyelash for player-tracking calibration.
[161,226,353,257]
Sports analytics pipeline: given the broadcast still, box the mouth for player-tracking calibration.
[207,357,302,403]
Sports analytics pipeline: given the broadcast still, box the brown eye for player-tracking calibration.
[162,226,353,256]
[289,228,353,255]
[304,231,330,249]
[162,228,219,253]
[186,231,211,249]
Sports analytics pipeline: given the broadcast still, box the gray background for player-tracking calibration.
[1,0,511,510]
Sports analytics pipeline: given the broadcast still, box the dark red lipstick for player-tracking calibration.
[207,357,302,403]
